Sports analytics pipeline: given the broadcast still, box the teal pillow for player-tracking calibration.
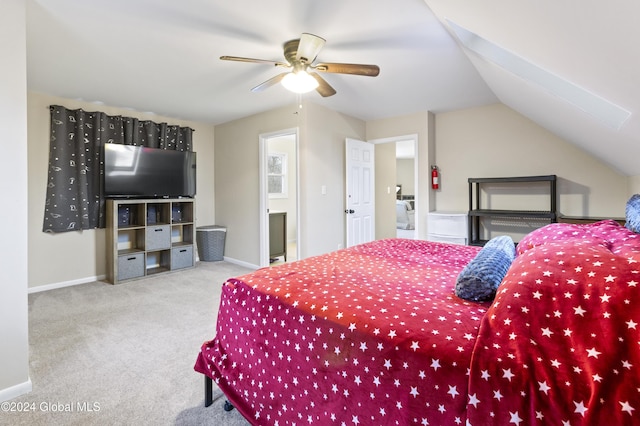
[625,194,640,233]
[455,235,516,301]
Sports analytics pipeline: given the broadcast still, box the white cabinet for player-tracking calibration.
[427,211,468,245]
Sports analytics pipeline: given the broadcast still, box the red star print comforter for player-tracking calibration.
[195,221,640,425]
[195,238,487,425]
[466,220,640,425]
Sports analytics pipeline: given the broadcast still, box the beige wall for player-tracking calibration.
[433,103,629,218]
[375,142,397,239]
[629,176,640,195]
[397,158,415,196]
[367,105,632,240]
[0,0,30,401]
[214,104,299,267]
[214,101,366,267]
[300,102,366,256]
[27,92,216,289]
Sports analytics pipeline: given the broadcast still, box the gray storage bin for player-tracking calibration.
[117,253,144,281]
[146,225,171,250]
[172,246,194,270]
[196,226,226,261]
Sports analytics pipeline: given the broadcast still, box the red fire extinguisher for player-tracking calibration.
[431,165,439,190]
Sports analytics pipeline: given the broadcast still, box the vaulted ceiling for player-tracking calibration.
[26,0,640,175]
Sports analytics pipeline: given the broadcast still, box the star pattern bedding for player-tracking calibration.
[195,220,640,426]
[467,220,640,425]
[195,238,487,425]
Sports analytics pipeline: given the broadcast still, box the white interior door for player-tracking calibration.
[345,138,375,247]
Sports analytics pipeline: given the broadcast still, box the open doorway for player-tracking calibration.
[259,129,299,267]
[395,140,416,239]
[371,135,418,240]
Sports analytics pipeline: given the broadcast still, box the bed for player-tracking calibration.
[195,202,640,425]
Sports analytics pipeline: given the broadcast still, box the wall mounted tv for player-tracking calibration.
[104,144,196,198]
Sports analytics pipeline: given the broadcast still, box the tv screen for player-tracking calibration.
[104,144,196,198]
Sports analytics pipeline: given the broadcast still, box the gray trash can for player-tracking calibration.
[196,226,226,261]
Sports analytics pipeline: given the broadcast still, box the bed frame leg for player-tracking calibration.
[204,375,234,411]
[204,376,213,407]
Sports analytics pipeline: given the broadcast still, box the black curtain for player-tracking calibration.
[42,105,193,233]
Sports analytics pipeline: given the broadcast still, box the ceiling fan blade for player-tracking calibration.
[220,56,289,68]
[313,62,380,77]
[296,33,326,64]
[251,72,289,92]
[310,72,336,97]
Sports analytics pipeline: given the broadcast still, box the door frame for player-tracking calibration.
[259,128,300,267]
[370,134,419,238]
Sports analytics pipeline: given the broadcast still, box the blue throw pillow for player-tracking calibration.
[625,194,640,233]
[455,235,516,301]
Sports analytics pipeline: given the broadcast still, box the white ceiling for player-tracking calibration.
[26,0,640,175]
[396,140,416,159]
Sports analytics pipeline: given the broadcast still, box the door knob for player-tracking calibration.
[344,209,355,214]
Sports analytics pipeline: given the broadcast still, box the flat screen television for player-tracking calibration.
[104,144,196,198]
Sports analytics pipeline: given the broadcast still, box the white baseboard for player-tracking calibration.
[28,258,255,294]
[222,256,259,270]
[0,378,32,403]
[28,275,107,294]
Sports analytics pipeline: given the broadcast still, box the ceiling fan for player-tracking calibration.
[220,33,380,97]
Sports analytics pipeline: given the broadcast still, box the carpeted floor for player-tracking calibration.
[396,228,415,239]
[3,261,253,425]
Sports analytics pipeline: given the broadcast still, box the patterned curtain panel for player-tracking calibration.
[42,105,193,233]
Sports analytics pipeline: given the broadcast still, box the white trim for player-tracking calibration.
[28,275,107,294]
[221,256,259,271]
[369,134,419,145]
[259,135,269,267]
[0,379,32,403]
[28,263,262,293]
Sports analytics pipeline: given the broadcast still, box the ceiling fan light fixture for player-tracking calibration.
[222,32,378,98]
[281,71,318,93]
